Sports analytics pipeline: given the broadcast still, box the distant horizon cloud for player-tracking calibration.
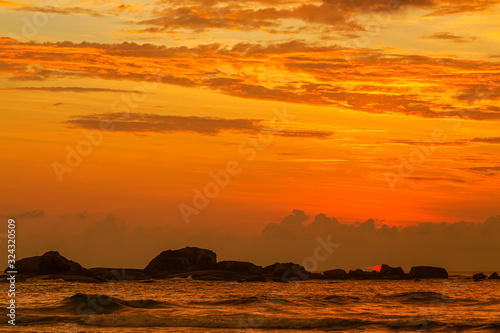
[4,210,500,272]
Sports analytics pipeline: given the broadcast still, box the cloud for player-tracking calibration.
[8,210,500,271]
[15,6,103,17]
[422,1,499,17]
[1,38,499,121]
[406,176,467,183]
[465,165,500,175]
[0,87,143,93]
[63,112,334,138]
[421,32,478,43]
[133,0,498,34]
[455,85,500,101]
[12,209,45,218]
[470,137,500,144]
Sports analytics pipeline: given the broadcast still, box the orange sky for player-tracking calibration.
[1,0,500,233]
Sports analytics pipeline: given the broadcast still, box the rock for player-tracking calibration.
[144,247,216,277]
[191,270,246,281]
[37,274,103,283]
[364,270,381,280]
[210,261,263,275]
[5,251,100,282]
[89,268,150,281]
[488,272,500,280]
[237,275,267,283]
[264,262,310,282]
[323,269,348,280]
[348,269,365,280]
[379,264,405,279]
[309,273,324,280]
[473,273,487,281]
[408,266,448,279]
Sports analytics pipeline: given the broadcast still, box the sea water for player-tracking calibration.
[3,275,500,332]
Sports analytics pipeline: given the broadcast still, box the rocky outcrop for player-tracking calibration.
[473,273,487,281]
[264,263,310,282]
[323,269,348,280]
[6,251,101,282]
[488,272,500,280]
[309,273,324,280]
[144,247,216,277]
[379,264,406,279]
[210,261,263,275]
[191,270,246,281]
[237,275,267,282]
[348,269,366,280]
[89,268,150,281]
[408,266,448,279]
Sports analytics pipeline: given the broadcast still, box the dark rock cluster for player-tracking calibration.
[4,247,497,283]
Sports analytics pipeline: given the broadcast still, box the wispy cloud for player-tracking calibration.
[15,5,103,17]
[63,112,334,138]
[1,38,499,121]
[1,86,143,93]
[421,32,478,43]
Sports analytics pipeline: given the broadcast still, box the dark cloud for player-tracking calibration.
[421,32,478,43]
[455,85,500,101]
[1,87,143,93]
[9,210,500,271]
[407,176,467,183]
[15,6,103,17]
[135,0,496,33]
[465,165,500,175]
[470,137,500,144]
[63,112,334,138]
[422,1,499,17]
[13,210,45,218]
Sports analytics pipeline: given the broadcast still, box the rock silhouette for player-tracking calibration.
[379,264,405,279]
[144,247,216,277]
[7,248,487,283]
[408,266,448,279]
[6,251,101,282]
[323,269,348,280]
[488,272,500,280]
[263,262,310,282]
[89,268,150,281]
[210,261,263,276]
[473,273,487,281]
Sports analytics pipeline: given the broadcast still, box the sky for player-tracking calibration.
[1,0,499,269]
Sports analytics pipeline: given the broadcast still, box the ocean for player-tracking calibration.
[5,275,500,332]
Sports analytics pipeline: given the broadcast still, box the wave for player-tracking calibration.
[22,313,498,331]
[323,295,361,303]
[189,296,292,306]
[80,314,380,329]
[379,291,458,303]
[44,293,170,314]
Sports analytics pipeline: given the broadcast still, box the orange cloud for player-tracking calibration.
[14,5,104,17]
[421,32,479,43]
[1,37,499,121]
[63,112,334,138]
